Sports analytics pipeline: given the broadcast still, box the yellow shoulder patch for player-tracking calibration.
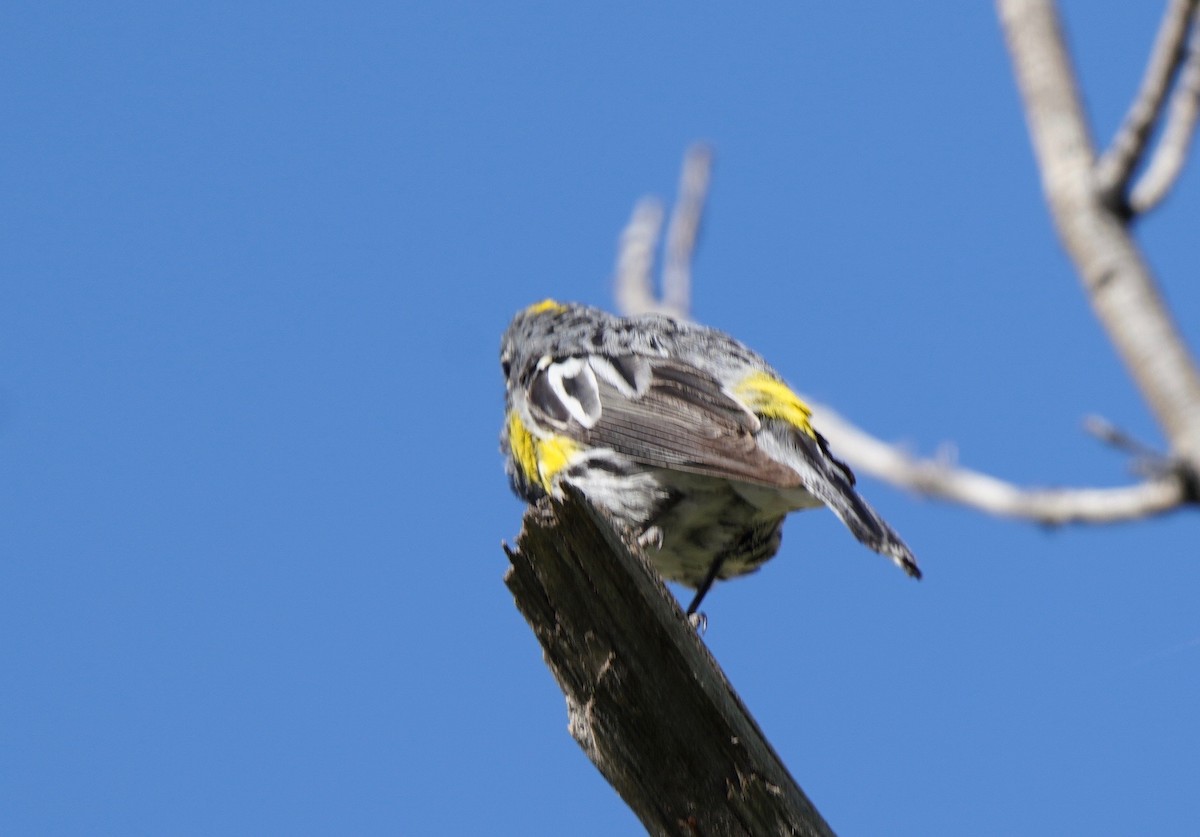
[506,409,578,492]
[524,298,565,316]
[734,371,817,438]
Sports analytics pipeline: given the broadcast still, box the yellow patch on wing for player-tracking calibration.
[734,371,817,438]
[507,409,578,492]
[524,298,565,315]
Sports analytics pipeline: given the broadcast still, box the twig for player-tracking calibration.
[504,490,837,837]
[812,404,1188,524]
[1131,21,1200,212]
[1083,415,1165,460]
[1095,0,1199,210]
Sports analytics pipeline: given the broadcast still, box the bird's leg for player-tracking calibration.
[685,555,726,616]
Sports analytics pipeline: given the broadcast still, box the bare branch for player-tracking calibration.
[812,404,1189,524]
[998,0,1200,465]
[504,490,836,837]
[614,144,712,319]
[662,143,714,318]
[1095,0,1199,208]
[613,197,664,317]
[1131,20,1200,212]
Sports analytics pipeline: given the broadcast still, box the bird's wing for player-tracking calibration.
[522,352,923,578]
[523,354,802,488]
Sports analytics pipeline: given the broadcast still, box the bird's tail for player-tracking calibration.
[793,428,922,579]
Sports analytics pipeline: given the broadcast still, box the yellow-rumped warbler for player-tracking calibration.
[500,299,920,613]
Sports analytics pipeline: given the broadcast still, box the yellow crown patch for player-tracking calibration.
[524,298,565,316]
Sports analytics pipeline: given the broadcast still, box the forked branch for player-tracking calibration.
[1094,0,1199,210]
[1131,18,1200,213]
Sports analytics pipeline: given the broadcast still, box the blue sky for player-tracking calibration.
[2,2,1198,834]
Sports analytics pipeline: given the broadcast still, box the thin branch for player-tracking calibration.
[998,0,1200,465]
[614,144,713,319]
[662,143,714,318]
[1131,21,1200,212]
[811,404,1188,524]
[504,490,836,837]
[613,197,664,318]
[1095,0,1199,208]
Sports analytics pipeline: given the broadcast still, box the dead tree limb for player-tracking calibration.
[504,489,836,837]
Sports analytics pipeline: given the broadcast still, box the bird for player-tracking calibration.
[500,299,920,614]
